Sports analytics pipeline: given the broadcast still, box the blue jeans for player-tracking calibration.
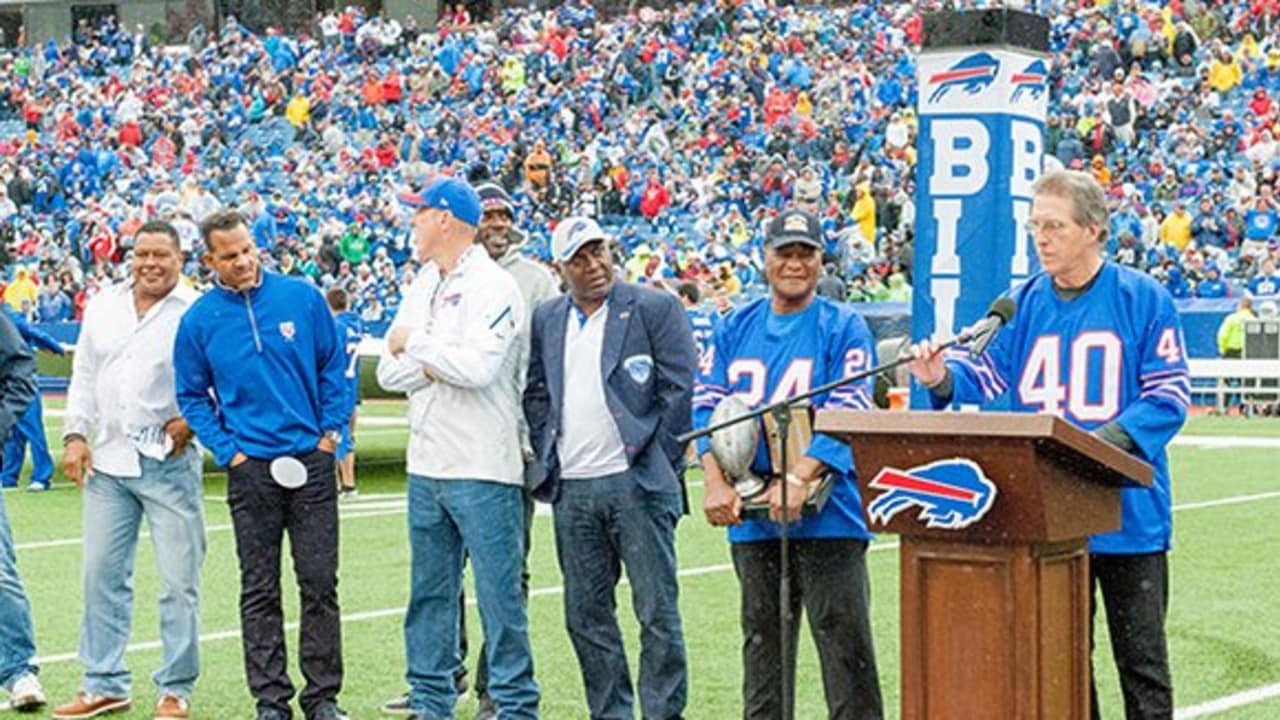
[0,482,38,688]
[0,396,53,486]
[404,476,538,720]
[79,449,206,698]
[553,470,687,720]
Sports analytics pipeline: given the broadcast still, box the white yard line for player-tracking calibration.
[1172,491,1280,512]
[1170,435,1280,449]
[1175,682,1280,718]
[14,508,408,551]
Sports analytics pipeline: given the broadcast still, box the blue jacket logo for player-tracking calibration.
[279,321,296,342]
[926,52,1001,104]
[623,354,653,385]
[867,458,997,530]
[1010,59,1048,102]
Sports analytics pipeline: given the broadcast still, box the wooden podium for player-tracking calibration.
[814,411,1153,720]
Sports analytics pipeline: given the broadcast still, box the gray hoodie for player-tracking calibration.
[496,236,561,453]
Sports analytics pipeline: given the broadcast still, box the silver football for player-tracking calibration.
[709,395,767,498]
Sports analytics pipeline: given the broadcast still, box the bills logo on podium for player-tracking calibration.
[925,52,1001,104]
[866,458,997,530]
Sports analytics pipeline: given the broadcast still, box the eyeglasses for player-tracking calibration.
[1026,219,1076,237]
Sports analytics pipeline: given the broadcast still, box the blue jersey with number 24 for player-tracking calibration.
[938,263,1189,555]
[693,296,877,544]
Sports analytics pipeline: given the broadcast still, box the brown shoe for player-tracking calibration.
[51,692,131,719]
[155,694,190,720]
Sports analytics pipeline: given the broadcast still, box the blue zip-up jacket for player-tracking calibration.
[174,272,347,467]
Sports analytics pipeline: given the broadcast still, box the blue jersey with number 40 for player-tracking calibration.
[693,296,877,544]
[938,263,1189,555]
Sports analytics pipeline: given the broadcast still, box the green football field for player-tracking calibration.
[3,400,1279,719]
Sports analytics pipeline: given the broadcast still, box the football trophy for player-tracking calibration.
[708,394,834,519]
[707,394,769,500]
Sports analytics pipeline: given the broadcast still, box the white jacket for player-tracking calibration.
[376,246,526,484]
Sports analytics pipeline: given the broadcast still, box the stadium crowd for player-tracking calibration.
[0,0,1279,325]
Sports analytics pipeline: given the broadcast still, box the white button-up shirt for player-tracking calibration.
[376,245,526,484]
[558,302,628,479]
[64,281,198,477]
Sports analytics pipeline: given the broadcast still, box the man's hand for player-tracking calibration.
[701,454,742,527]
[164,417,194,457]
[229,452,249,469]
[62,437,92,489]
[766,473,811,525]
[387,326,411,355]
[907,339,947,388]
[317,435,338,454]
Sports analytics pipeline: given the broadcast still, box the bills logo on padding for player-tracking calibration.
[925,52,1001,104]
[1010,59,1048,102]
[867,458,997,530]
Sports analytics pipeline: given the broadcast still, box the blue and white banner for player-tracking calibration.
[912,47,1048,407]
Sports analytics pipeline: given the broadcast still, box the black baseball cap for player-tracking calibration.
[765,208,823,250]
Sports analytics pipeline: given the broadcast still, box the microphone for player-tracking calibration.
[964,297,1016,358]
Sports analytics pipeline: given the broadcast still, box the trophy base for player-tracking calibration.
[733,474,769,501]
[741,471,837,522]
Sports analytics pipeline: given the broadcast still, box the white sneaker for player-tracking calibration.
[8,673,46,711]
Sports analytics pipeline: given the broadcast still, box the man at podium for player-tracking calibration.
[909,170,1190,720]
[695,208,884,720]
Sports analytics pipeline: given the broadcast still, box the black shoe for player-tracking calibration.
[257,708,290,720]
[455,670,469,696]
[307,703,350,720]
[474,694,497,720]
[380,693,411,716]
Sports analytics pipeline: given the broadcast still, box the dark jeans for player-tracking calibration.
[731,539,883,720]
[554,470,687,720]
[471,491,535,698]
[227,450,342,719]
[1090,552,1172,720]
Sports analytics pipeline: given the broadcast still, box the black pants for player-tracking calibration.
[1090,552,1172,720]
[227,450,343,719]
[464,491,535,698]
[731,539,883,720]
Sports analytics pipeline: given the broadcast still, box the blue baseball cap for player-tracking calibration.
[398,177,482,227]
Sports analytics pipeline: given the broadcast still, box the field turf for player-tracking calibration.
[3,400,1278,718]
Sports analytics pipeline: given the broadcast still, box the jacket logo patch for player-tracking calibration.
[623,354,653,385]
[279,321,296,342]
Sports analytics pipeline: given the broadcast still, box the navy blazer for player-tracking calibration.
[524,281,697,504]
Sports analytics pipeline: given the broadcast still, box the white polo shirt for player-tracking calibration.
[558,301,629,479]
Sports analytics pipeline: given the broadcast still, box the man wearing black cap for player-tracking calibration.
[693,208,885,719]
